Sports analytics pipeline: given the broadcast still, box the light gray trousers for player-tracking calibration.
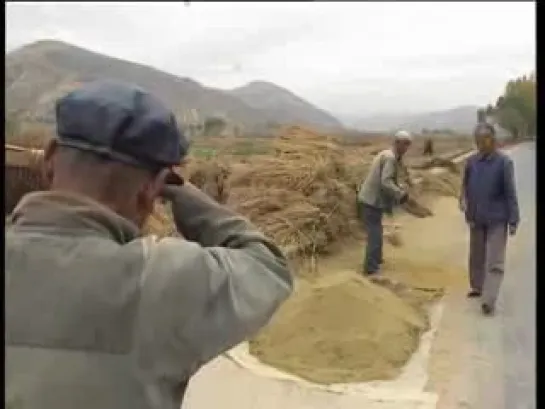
[469,224,508,307]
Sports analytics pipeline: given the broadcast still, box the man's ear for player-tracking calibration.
[42,139,58,185]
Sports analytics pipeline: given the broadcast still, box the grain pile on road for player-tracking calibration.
[250,271,429,384]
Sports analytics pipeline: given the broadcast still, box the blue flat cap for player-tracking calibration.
[55,80,189,173]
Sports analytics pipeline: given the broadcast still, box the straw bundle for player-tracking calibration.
[184,127,372,259]
[5,125,463,264]
[5,145,47,214]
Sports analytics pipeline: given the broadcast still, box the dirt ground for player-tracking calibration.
[249,195,468,385]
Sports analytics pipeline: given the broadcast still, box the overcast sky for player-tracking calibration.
[6,2,536,117]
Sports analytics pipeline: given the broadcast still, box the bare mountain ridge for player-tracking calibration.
[5,40,342,131]
[5,41,268,129]
[229,81,342,129]
[346,105,480,134]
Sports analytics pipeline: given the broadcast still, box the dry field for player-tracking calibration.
[5,125,473,385]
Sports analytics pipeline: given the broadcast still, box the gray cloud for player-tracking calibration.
[6,2,536,116]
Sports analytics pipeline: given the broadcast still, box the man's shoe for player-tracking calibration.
[481,303,495,316]
[467,289,482,298]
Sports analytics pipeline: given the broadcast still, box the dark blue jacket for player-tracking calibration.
[462,151,520,227]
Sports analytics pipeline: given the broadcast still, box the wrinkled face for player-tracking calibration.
[394,139,412,157]
[474,129,495,152]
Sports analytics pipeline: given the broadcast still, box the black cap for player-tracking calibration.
[55,79,188,183]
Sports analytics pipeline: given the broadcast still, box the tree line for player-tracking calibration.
[478,72,536,140]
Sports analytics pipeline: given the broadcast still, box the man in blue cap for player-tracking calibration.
[5,80,293,409]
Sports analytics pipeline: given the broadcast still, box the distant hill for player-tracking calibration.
[229,81,342,130]
[347,105,480,134]
[5,40,342,133]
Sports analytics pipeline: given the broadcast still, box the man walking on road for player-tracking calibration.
[460,123,520,316]
[356,130,411,275]
[5,80,293,409]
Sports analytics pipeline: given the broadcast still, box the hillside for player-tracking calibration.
[347,105,480,134]
[5,40,341,132]
[229,81,342,130]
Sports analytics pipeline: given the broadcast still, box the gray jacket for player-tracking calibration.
[5,185,293,409]
[357,148,406,211]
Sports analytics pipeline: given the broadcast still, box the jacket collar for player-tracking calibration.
[476,150,498,162]
[7,190,140,244]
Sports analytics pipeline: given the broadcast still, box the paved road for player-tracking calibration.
[501,142,536,409]
[430,143,536,409]
[449,142,536,409]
